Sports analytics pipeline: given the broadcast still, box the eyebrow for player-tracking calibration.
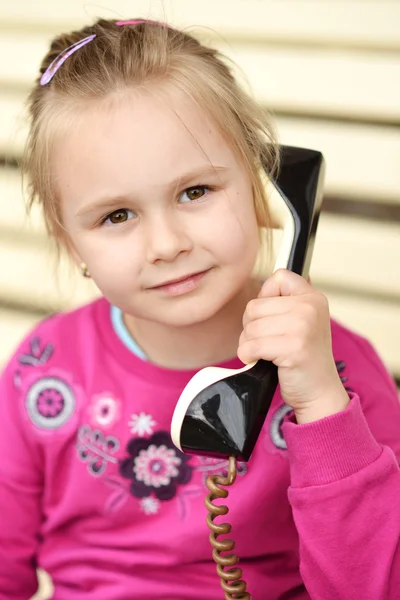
[75,164,229,217]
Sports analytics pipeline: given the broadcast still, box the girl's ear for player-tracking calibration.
[63,241,91,278]
[60,233,83,268]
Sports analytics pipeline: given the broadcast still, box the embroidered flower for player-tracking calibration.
[195,456,248,486]
[25,376,75,430]
[21,370,82,436]
[119,431,192,501]
[129,412,156,436]
[140,496,160,515]
[134,444,181,487]
[77,425,120,476]
[37,387,64,418]
[88,394,121,429]
[19,337,53,367]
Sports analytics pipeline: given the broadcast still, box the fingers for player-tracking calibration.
[241,312,304,343]
[238,317,318,367]
[242,290,320,327]
[238,334,287,365]
[242,296,293,327]
[239,275,330,366]
[259,269,311,299]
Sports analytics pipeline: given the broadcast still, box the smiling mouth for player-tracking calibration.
[150,270,210,289]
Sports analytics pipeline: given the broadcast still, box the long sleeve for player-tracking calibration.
[282,336,400,600]
[0,355,43,599]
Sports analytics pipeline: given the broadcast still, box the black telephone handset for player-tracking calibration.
[171,146,325,462]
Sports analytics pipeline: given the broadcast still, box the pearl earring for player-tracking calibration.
[80,263,91,278]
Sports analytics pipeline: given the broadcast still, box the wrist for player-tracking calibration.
[294,385,350,424]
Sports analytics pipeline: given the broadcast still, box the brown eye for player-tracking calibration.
[187,187,205,200]
[109,210,128,223]
[104,209,135,225]
[180,186,209,204]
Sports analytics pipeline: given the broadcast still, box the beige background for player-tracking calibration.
[0,1,399,597]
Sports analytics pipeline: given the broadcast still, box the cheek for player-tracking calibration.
[204,198,260,265]
[70,231,143,288]
[85,254,141,311]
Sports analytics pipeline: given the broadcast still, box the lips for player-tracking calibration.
[150,270,209,289]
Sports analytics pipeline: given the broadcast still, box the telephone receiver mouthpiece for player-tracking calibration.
[171,146,325,461]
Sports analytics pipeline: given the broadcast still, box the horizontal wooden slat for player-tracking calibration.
[0,94,27,157]
[310,214,400,298]
[1,1,399,50]
[227,45,400,124]
[0,237,98,312]
[2,33,400,124]
[0,308,39,366]
[0,34,48,86]
[0,168,43,235]
[277,117,400,203]
[324,291,400,378]
[1,96,399,204]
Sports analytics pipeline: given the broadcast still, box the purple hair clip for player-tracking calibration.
[40,34,96,86]
[116,19,170,27]
[40,20,170,86]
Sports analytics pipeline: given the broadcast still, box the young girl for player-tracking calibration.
[0,18,399,600]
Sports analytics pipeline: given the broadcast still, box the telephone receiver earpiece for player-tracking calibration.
[171,146,325,461]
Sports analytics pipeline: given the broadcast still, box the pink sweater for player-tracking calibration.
[0,297,399,600]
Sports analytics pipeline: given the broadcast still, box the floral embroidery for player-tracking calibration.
[37,387,64,417]
[25,376,75,430]
[129,412,156,436]
[13,370,22,390]
[134,444,181,487]
[140,497,160,515]
[19,337,53,367]
[336,360,353,393]
[103,477,130,513]
[77,425,120,476]
[88,394,121,429]
[267,359,352,450]
[195,456,248,486]
[119,431,193,501]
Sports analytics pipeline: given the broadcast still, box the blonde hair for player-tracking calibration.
[23,18,279,258]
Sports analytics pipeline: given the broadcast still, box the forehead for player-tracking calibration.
[52,87,238,199]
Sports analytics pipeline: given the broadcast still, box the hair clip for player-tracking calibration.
[115,19,170,28]
[40,34,97,86]
[39,21,170,86]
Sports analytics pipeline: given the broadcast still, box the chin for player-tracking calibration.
[152,291,240,328]
[155,306,219,328]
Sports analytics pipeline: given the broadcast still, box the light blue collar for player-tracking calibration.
[110,305,148,360]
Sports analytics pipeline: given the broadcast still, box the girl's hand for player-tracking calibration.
[238,269,350,424]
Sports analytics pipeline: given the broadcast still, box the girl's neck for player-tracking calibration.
[123,279,261,370]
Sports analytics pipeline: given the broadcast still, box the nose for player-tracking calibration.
[144,210,193,264]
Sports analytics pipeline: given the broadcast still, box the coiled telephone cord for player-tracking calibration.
[205,456,251,599]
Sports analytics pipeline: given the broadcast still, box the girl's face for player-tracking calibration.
[56,88,260,327]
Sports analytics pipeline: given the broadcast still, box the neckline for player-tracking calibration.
[110,304,148,360]
[93,297,244,388]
